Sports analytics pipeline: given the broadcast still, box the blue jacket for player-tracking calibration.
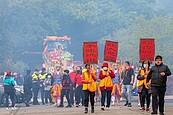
[3,75,15,93]
[3,76,15,86]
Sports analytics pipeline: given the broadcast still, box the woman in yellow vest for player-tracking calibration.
[99,62,115,110]
[137,61,151,112]
[82,64,97,114]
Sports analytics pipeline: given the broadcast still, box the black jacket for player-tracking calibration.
[147,63,171,87]
[62,74,72,89]
[24,74,32,88]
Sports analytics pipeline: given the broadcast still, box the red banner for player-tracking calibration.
[104,41,118,62]
[139,39,155,62]
[83,42,98,64]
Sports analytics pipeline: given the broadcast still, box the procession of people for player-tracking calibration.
[2,55,172,115]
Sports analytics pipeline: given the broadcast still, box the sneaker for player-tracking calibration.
[58,105,64,107]
[124,101,128,106]
[25,101,30,107]
[54,103,57,107]
[84,107,88,114]
[146,108,150,112]
[106,105,110,109]
[12,107,17,110]
[76,104,79,107]
[111,102,115,106]
[6,107,9,110]
[141,107,145,112]
[127,103,132,107]
[101,106,105,111]
[151,111,158,114]
[66,105,72,108]
[138,103,140,107]
[91,106,94,113]
[159,112,164,115]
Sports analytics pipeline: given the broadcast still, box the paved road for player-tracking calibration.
[0,96,173,115]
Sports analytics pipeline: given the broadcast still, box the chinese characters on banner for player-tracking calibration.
[83,42,98,64]
[104,41,118,62]
[139,39,155,62]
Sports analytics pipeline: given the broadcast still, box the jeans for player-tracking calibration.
[75,85,84,105]
[5,92,15,107]
[69,86,75,105]
[121,85,132,103]
[101,89,112,107]
[60,89,71,106]
[45,90,52,104]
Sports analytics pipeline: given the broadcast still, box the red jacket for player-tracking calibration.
[69,72,76,84]
[75,74,82,87]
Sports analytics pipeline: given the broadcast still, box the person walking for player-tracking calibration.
[99,62,115,110]
[137,61,151,112]
[121,61,134,107]
[23,70,32,107]
[3,70,16,110]
[82,64,97,114]
[147,55,171,115]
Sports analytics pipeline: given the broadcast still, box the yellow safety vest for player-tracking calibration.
[82,71,96,92]
[32,73,39,81]
[39,73,47,80]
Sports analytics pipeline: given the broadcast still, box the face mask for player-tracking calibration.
[48,75,51,79]
[143,64,147,68]
[77,70,81,74]
[96,69,99,72]
[103,67,108,71]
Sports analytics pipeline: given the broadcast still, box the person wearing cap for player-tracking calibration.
[121,61,134,107]
[99,62,115,110]
[82,64,97,113]
[39,68,47,105]
[58,69,72,108]
[32,69,40,105]
[147,55,171,115]
[23,70,32,107]
[3,70,16,110]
